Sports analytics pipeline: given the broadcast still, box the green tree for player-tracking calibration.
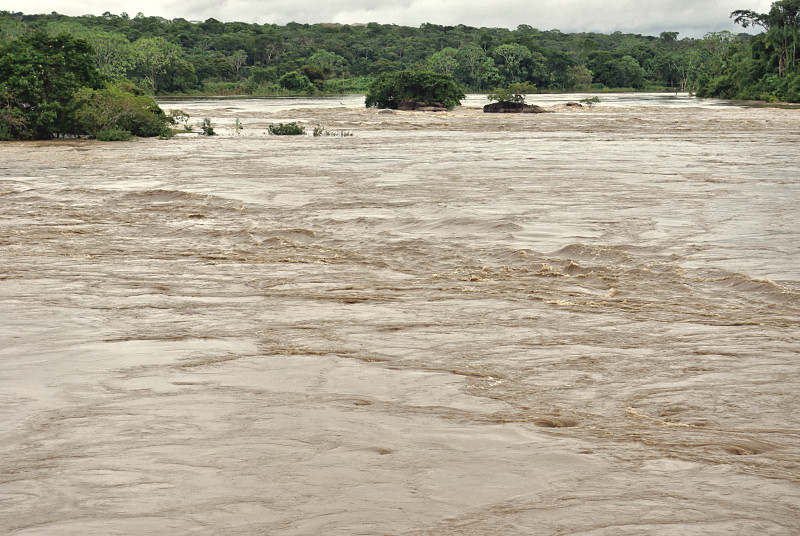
[0,31,103,139]
[279,70,314,92]
[563,65,593,90]
[732,0,800,76]
[134,36,181,92]
[307,49,346,78]
[231,49,248,78]
[427,47,458,74]
[493,42,532,83]
[72,80,172,138]
[89,31,136,79]
[487,82,536,103]
[455,45,497,89]
[589,52,647,88]
[699,1,800,101]
[364,69,465,109]
[0,16,25,45]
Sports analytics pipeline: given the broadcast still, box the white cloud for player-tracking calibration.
[3,0,776,37]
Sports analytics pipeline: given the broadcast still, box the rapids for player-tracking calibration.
[1,93,798,534]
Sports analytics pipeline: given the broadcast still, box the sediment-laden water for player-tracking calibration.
[1,94,799,535]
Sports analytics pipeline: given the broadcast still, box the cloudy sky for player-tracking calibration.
[4,0,774,38]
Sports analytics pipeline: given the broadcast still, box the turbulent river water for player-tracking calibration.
[1,93,799,535]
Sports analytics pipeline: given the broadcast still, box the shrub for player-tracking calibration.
[312,126,353,137]
[279,71,315,93]
[73,80,173,139]
[249,66,277,85]
[200,118,216,136]
[580,96,601,107]
[95,127,133,141]
[488,82,536,104]
[268,122,305,135]
[365,69,465,110]
[169,109,192,131]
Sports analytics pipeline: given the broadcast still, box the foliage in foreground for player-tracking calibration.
[365,69,465,109]
[0,31,173,140]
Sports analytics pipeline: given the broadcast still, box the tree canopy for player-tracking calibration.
[0,9,745,98]
[698,0,800,101]
[0,31,173,140]
[2,4,797,103]
[365,69,465,109]
[0,31,103,139]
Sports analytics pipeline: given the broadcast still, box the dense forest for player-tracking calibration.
[1,1,798,140]
[0,8,760,96]
[696,0,800,102]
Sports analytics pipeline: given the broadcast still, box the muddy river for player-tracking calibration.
[1,93,799,534]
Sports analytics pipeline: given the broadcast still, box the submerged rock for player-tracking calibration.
[483,102,552,113]
[397,100,447,112]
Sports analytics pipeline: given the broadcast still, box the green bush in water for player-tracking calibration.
[200,118,216,136]
[268,122,305,135]
[365,68,465,110]
[95,127,133,141]
[73,80,173,139]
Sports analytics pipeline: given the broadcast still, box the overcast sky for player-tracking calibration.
[3,0,774,38]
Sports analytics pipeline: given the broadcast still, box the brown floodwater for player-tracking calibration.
[1,94,799,535]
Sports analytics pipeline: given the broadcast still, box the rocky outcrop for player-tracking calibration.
[483,102,552,113]
[483,101,526,113]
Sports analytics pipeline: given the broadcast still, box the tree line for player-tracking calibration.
[696,0,800,102]
[0,8,761,96]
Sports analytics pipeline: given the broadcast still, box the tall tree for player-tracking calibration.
[732,0,800,76]
[0,32,103,139]
[134,36,181,91]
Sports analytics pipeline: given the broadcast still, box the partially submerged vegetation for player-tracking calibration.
[199,117,216,136]
[268,122,305,135]
[365,69,465,110]
[487,82,537,104]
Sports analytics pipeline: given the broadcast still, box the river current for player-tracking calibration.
[1,94,799,534]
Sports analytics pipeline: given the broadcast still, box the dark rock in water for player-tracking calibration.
[483,101,526,113]
[397,100,447,112]
[483,102,552,113]
[522,105,551,114]
[565,102,583,107]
